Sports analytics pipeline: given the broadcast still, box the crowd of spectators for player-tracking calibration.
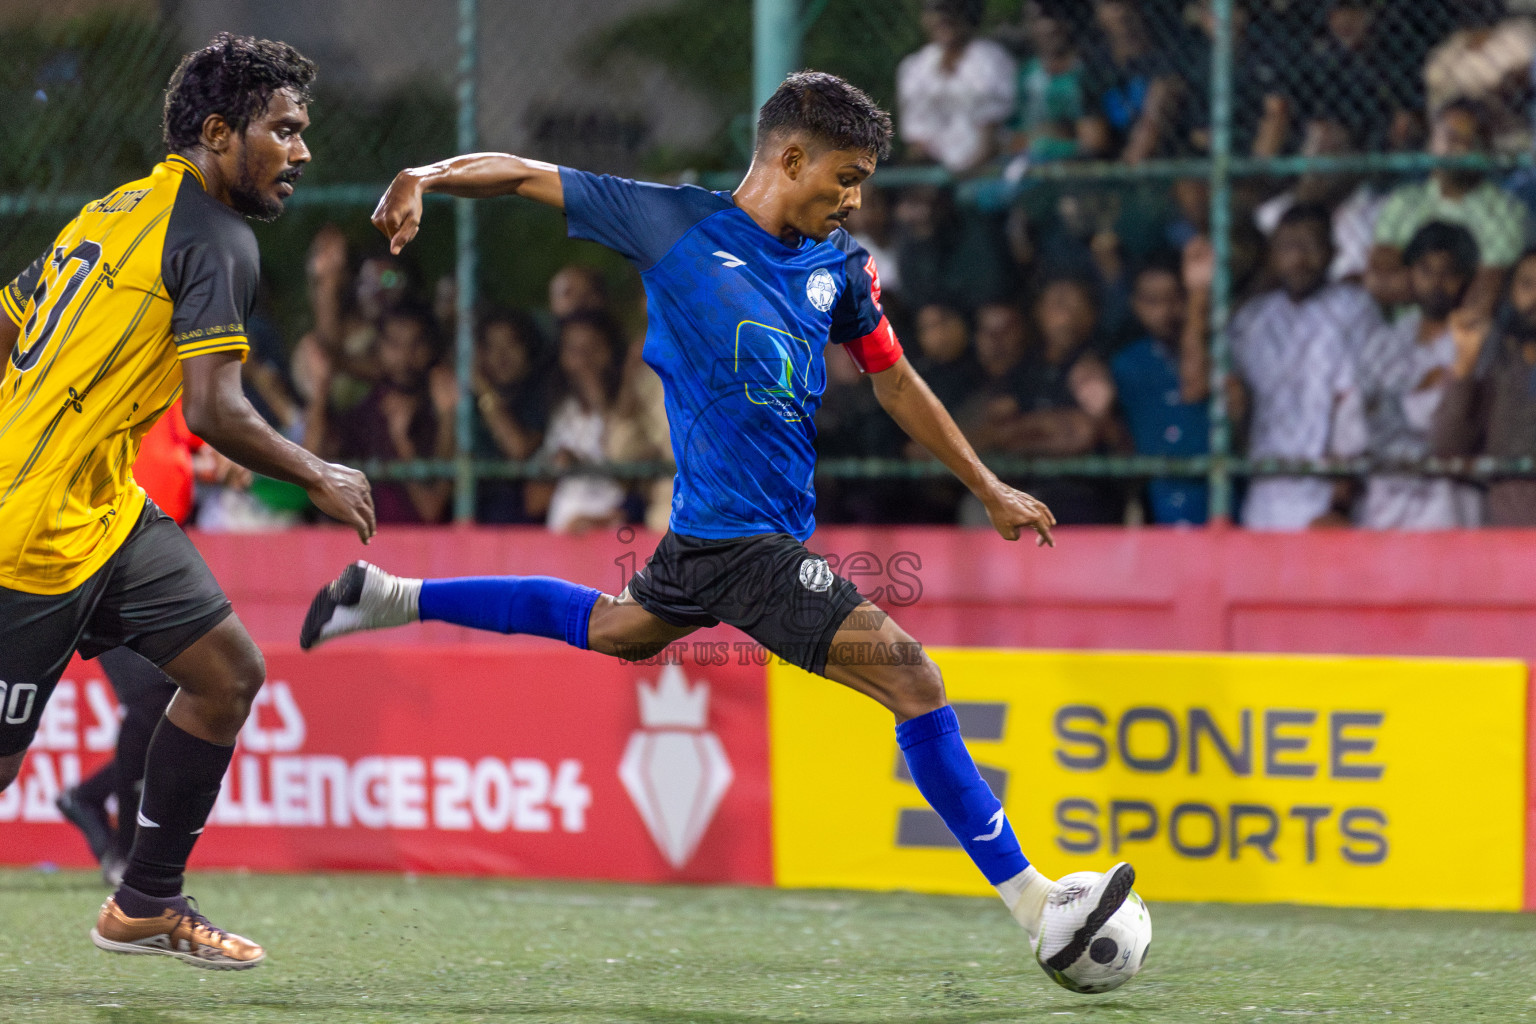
[204,226,673,534]
[861,0,1536,529]
[196,0,1536,533]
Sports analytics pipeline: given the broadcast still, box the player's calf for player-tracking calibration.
[303,562,695,659]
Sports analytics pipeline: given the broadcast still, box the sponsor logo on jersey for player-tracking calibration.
[798,557,833,593]
[806,268,836,312]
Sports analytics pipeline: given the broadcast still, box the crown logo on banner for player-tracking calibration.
[637,664,709,729]
[620,663,733,869]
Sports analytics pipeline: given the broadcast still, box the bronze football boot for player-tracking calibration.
[91,894,265,970]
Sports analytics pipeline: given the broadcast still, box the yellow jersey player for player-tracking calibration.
[0,33,375,969]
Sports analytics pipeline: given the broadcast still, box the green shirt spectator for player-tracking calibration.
[1009,56,1084,161]
[1005,4,1084,162]
[1374,177,1527,269]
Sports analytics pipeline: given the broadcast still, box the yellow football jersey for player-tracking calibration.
[0,154,254,595]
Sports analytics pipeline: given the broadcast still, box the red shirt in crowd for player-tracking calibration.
[133,400,203,525]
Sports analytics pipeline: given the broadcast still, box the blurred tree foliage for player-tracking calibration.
[0,2,1045,346]
[0,13,457,191]
[0,11,466,341]
[0,13,183,194]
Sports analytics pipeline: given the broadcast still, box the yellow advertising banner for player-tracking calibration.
[770,649,1527,910]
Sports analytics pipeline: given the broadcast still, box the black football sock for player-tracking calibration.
[110,703,163,859]
[72,759,117,808]
[112,884,187,919]
[120,716,233,898]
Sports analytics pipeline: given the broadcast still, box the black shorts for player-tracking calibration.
[0,502,231,757]
[627,531,865,676]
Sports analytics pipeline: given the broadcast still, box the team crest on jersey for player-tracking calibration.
[805,268,836,312]
[799,557,833,593]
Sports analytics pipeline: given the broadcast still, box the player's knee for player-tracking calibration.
[208,644,266,724]
[587,602,675,662]
[231,646,266,710]
[889,656,947,720]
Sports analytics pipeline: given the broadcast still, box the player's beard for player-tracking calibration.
[229,147,286,223]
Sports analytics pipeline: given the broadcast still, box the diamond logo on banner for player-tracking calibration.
[618,664,733,869]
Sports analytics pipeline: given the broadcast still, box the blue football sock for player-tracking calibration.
[897,705,1029,885]
[418,576,600,649]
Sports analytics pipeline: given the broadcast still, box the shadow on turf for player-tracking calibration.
[227,996,1156,1022]
[94,1009,194,1024]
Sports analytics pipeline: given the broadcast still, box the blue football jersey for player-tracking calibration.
[560,168,902,542]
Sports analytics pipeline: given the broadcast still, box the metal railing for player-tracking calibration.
[3,0,1532,525]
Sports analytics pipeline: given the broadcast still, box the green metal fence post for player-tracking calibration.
[453,0,480,523]
[753,0,801,118]
[1206,0,1235,523]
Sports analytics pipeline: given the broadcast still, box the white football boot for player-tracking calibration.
[300,561,422,650]
[996,861,1137,970]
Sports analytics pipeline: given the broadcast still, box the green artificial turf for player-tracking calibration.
[1,868,1534,1023]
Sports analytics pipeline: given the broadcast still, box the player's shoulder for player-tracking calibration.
[163,168,259,267]
[825,227,870,259]
[559,166,734,268]
[660,180,734,225]
[824,229,884,294]
[69,160,181,242]
[562,166,731,216]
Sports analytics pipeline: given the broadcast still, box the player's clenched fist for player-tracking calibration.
[981,480,1057,548]
[371,169,427,255]
[308,463,377,543]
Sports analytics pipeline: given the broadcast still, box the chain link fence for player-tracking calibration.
[3,0,1536,529]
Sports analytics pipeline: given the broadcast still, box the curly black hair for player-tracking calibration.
[756,71,893,161]
[1404,220,1481,280]
[162,33,316,151]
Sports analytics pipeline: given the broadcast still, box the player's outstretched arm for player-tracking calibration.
[869,355,1056,547]
[181,350,377,543]
[372,153,563,254]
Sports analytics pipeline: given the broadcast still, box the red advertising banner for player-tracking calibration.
[0,646,772,885]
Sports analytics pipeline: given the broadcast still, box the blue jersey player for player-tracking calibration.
[302,72,1137,980]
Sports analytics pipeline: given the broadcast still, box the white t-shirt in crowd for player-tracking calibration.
[539,396,626,534]
[897,38,1016,174]
[1355,312,1484,529]
[1231,283,1380,529]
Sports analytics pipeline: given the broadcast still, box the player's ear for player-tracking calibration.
[200,113,233,154]
[780,143,806,181]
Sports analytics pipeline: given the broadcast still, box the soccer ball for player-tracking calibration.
[1037,877,1151,994]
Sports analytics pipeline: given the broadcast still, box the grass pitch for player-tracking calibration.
[2,869,1534,1023]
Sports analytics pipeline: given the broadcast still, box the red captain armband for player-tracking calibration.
[839,253,903,373]
[841,315,903,374]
